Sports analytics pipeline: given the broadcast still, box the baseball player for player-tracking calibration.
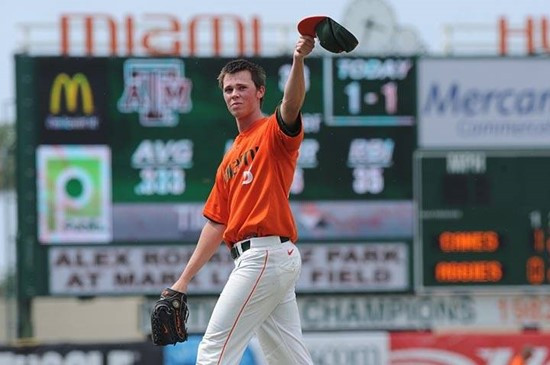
[170,34,315,364]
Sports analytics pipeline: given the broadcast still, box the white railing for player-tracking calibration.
[443,18,550,56]
[442,22,499,55]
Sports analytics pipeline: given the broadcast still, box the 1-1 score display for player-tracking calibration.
[327,57,416,127]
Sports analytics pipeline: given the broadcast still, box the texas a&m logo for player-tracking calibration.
[118,59,193,127]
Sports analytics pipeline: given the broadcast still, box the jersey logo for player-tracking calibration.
[242,170,254,185]
[287,249,294,256]
[224,146,259,182]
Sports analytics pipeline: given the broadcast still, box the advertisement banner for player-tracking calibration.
[112,200,413,242]
[37,57,109,144]
[298,295,474,331]
[301,293,550,332]
[162,332,389,365]
[305,332,389,365]
[0,342,162,365]
[49,242,410,295]
[142,293,550,334]
[37,145,112,243]
[293,201,412,240]
[418,58,550,148]
[163,336,265,365]
[391,332,550,365]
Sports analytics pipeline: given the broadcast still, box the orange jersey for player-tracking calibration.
[203,110,303,246]
[509,356,525,365]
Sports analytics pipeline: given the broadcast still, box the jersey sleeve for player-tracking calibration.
[271,106,304,153]
[202,166,229,225]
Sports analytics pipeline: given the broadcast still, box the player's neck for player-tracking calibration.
[236,110,265,134]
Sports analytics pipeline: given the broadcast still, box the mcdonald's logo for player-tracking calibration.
[49,73,94,115]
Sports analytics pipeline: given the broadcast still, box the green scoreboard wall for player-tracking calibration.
[16,55,416,295]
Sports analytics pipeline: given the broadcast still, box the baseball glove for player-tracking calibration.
[150,288,189,346]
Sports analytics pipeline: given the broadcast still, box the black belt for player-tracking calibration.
[230,236,289,260]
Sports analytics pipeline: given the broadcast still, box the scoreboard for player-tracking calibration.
[17,54,550,298]
[326,57,416,126]
[17,55,417,245]
[416,150,550,290]
[16,55,417,296]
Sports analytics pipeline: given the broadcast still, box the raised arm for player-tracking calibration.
[280,35,315,129]
[171,219,225,293]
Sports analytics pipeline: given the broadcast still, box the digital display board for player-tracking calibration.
[416,150,550,290]
[16,55,416,295]
[19,55,417,245]
[326,57,416,127]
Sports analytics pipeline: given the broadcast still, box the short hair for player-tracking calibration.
[217,59,266,91]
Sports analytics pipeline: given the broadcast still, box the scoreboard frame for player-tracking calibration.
[15,54,417,298]
[415,149,550,292]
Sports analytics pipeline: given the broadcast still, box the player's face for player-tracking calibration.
[222,70,265,119]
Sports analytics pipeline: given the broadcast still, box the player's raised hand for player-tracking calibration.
[294,35,315,59]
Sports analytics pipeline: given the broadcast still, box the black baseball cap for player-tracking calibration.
[297,16,358,53]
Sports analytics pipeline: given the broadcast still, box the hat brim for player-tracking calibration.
[297,16,327,37]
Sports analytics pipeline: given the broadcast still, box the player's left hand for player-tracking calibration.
[150,288,189,346]
[295,35,315,59]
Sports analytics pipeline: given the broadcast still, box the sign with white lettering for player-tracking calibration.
[418,58,550,148]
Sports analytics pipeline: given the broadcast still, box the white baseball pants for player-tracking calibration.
[196,236,313,365]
